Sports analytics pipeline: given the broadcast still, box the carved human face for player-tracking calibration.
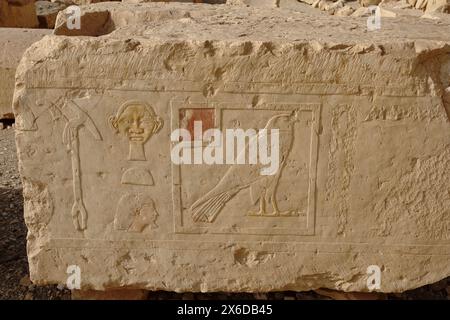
[139,203,158,227]
[115,104,158,144]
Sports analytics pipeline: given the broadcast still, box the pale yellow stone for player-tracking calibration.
[425,0,449,12]
[0,28,52,119]
[420,12,441,18]
[350,6,370,16]
[335,5,355,16]
[359,0,382,6]
[389,1,413,8]
[318,0,345,14]
[54,2,222,36]
[287,0,316,6]
[351,6,368,16]
[380,6,397,16]
[226,0,279,7]
[14,3,450,293]
[351,6,397,16]
[415,0,427,9]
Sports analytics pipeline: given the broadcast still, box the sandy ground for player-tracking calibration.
[0,125,448,300]
[0,125,71,300]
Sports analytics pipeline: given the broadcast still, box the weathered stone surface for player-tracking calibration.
[277,0,307,7]
[124,0,226,3]
[14,3,450,293]
[415,0,428,9]
[335,5,355,16]
[293,0,316,6]
[425,0,450,12]
[351,6,397,17]
[54,2,222,36]
[421,10,450,18]
[317,0,345,14]
[227,0,279,7]
[358,0,382,7]
[36,1,67,29]
[0,0,39,28]
[0,28,52,119]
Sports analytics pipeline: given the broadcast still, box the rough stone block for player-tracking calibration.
[53,2,219,36]
[14,3,450,293]
[426,0,450,12]
[227,0,279,7]
[36,1,67,29]
[0,28,52,119]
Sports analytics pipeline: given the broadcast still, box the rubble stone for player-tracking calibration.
[425,0,450,12]
[36,1,67,29]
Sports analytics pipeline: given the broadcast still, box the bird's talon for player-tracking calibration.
[247,211,265,216]
[280,210,300,217]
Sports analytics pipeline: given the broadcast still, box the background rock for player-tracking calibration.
[0,0,39,28]
[425,0,449,12]
[0,28,52,120]
[36,1,67,29]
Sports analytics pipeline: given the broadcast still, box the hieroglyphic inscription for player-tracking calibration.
[114,193,159,232]
[109,100,163,162]
[172,102,320,236]
[325,104,357,235]
[61,100,102,231]
[190,111,300,223]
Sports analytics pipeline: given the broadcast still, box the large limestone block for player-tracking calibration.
[0,28,52,119]
[14,3,450,293]
[53,2,221,36]
[0,0,39,28]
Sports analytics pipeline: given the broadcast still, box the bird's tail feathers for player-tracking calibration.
[191,192,233,223]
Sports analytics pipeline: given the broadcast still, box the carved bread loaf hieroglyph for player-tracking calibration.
[13,3,450,292]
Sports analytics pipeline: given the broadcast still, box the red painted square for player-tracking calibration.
[179,108,215,141]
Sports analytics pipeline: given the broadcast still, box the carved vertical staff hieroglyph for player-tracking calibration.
[62,100,102,231]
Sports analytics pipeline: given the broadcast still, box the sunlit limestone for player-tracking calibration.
[13,2,450,294]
